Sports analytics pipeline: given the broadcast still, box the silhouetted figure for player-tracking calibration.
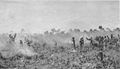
[79,37,84,49]
[111,34,114,39]
[107,35,110,41]
[95,36,99,42]
[95,36,104,44]
[72,37,76,49]
[99,36,104,50]
[104,36,109,49]
[101,36,104,44]
[86,37,98,50]
[118,34,120,39]
[95,36,105,50]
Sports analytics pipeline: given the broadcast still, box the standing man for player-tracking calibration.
[79,37,84,50]
[72,37,76,49]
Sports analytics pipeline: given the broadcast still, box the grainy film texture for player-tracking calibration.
[0,0,119,69]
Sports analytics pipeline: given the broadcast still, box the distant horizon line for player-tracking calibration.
[0,26,120,34]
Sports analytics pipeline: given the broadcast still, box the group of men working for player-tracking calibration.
[72,34,120,50]
[72,34,120,63]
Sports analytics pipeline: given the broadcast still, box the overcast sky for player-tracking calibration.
[0,0,119,33]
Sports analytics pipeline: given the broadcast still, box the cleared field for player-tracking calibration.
[0,28,120,69]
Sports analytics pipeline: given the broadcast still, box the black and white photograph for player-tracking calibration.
[0,0,119,69]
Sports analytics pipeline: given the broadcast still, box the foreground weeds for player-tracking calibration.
[0,32,120,69]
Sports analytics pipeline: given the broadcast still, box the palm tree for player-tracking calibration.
[99,26,104,30]
[51,28,56,33]
[115,27,120,31]
[90,29,93,32]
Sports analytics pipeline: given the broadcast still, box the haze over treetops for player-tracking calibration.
[0,0,119,33]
